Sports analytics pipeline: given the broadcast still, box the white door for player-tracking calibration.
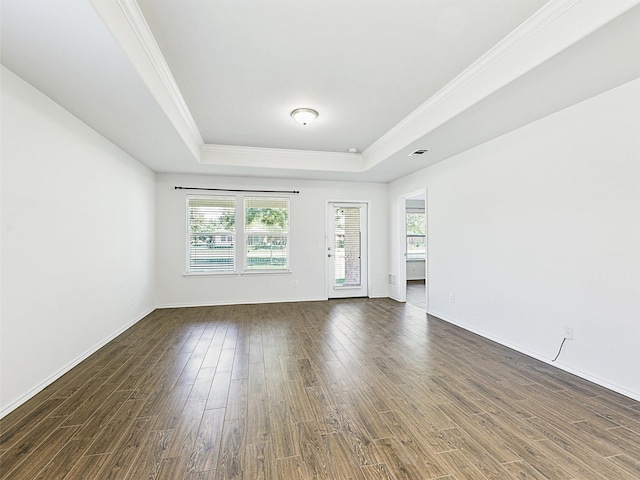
[327,203,368,298]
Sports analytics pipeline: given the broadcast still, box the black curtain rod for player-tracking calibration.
[175,186,300,194]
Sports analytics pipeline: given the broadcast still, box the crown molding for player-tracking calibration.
[201,144,364,172]
[363,0,581,163]
[94,0,638,178]
[393,1,580,137]
[363,0,639,169]
[116,0,204,150]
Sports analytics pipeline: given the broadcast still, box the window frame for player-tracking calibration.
[185,194,237,275]
[406,211,426,260]
[243,196,291,273]
[184,193,292,276]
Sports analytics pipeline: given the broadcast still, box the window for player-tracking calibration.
[245,197,289,271]
[186,194,291,274]
[406,212,425,260]
[187,195,236,273]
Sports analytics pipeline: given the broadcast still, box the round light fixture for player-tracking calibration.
[291,108,318,126]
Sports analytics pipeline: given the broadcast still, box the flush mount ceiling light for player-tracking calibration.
[290,108,318,126]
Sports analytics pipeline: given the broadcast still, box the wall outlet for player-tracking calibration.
[564,326,573,340]
[292,280,299,287]
[379,276,385,284]
[449,293,455,303]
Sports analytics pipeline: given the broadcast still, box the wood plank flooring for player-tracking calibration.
[1,299,639,479]
[406,280,426,310]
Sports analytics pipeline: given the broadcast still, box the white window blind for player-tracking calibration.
[187,195,235,273]
[244,197,289,271]
[334,207,362,286]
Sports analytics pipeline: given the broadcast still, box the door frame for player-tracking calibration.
[325,200,370,299]
[398,189,428,310]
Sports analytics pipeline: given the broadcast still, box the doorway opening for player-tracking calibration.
[400,191,427,310]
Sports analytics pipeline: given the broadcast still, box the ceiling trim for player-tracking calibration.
[88,0,203,161]
[365,0,580,157]
[92,0,640,178]
[116,0,203,149]
[201,144,364,173]
[362,0,640,171]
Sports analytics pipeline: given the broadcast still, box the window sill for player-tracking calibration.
[184,271,238,277]
[241,269,291,276]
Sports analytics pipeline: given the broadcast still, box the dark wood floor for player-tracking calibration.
[1,299,639,479]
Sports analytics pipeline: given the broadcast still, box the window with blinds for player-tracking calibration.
[187,195,236,273]
[245,197,289,271]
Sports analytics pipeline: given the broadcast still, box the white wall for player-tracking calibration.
[0,67,157,415]
[156,174,388,307]
[389,78,640,400]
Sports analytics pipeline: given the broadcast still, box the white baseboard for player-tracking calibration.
[157,296,327,309]
[0,306,156,419]
[427,310,640,402]
[158,294,397,309]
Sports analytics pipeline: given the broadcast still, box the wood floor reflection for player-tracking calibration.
[1,299,639,479]
[406,280,426,310]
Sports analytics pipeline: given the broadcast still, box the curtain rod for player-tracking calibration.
[175,186,300,194]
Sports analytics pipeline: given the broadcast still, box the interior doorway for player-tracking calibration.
[400,191,427,310]
[326,202,368,298]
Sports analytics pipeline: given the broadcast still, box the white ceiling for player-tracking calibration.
[2,0,639,182]
[136,0,545,152]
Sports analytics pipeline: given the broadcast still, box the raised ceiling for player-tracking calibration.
[2,0,639,182]
[137,0,546,152]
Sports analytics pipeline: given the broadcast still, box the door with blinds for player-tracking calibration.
[327,202,368,298]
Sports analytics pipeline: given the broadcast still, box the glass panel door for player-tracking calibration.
[334,206,361,286]
[327,202,368,298]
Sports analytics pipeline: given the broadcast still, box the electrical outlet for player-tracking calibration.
[449,293,455,303]
[292,280,299,287]
[564,326,574,340]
